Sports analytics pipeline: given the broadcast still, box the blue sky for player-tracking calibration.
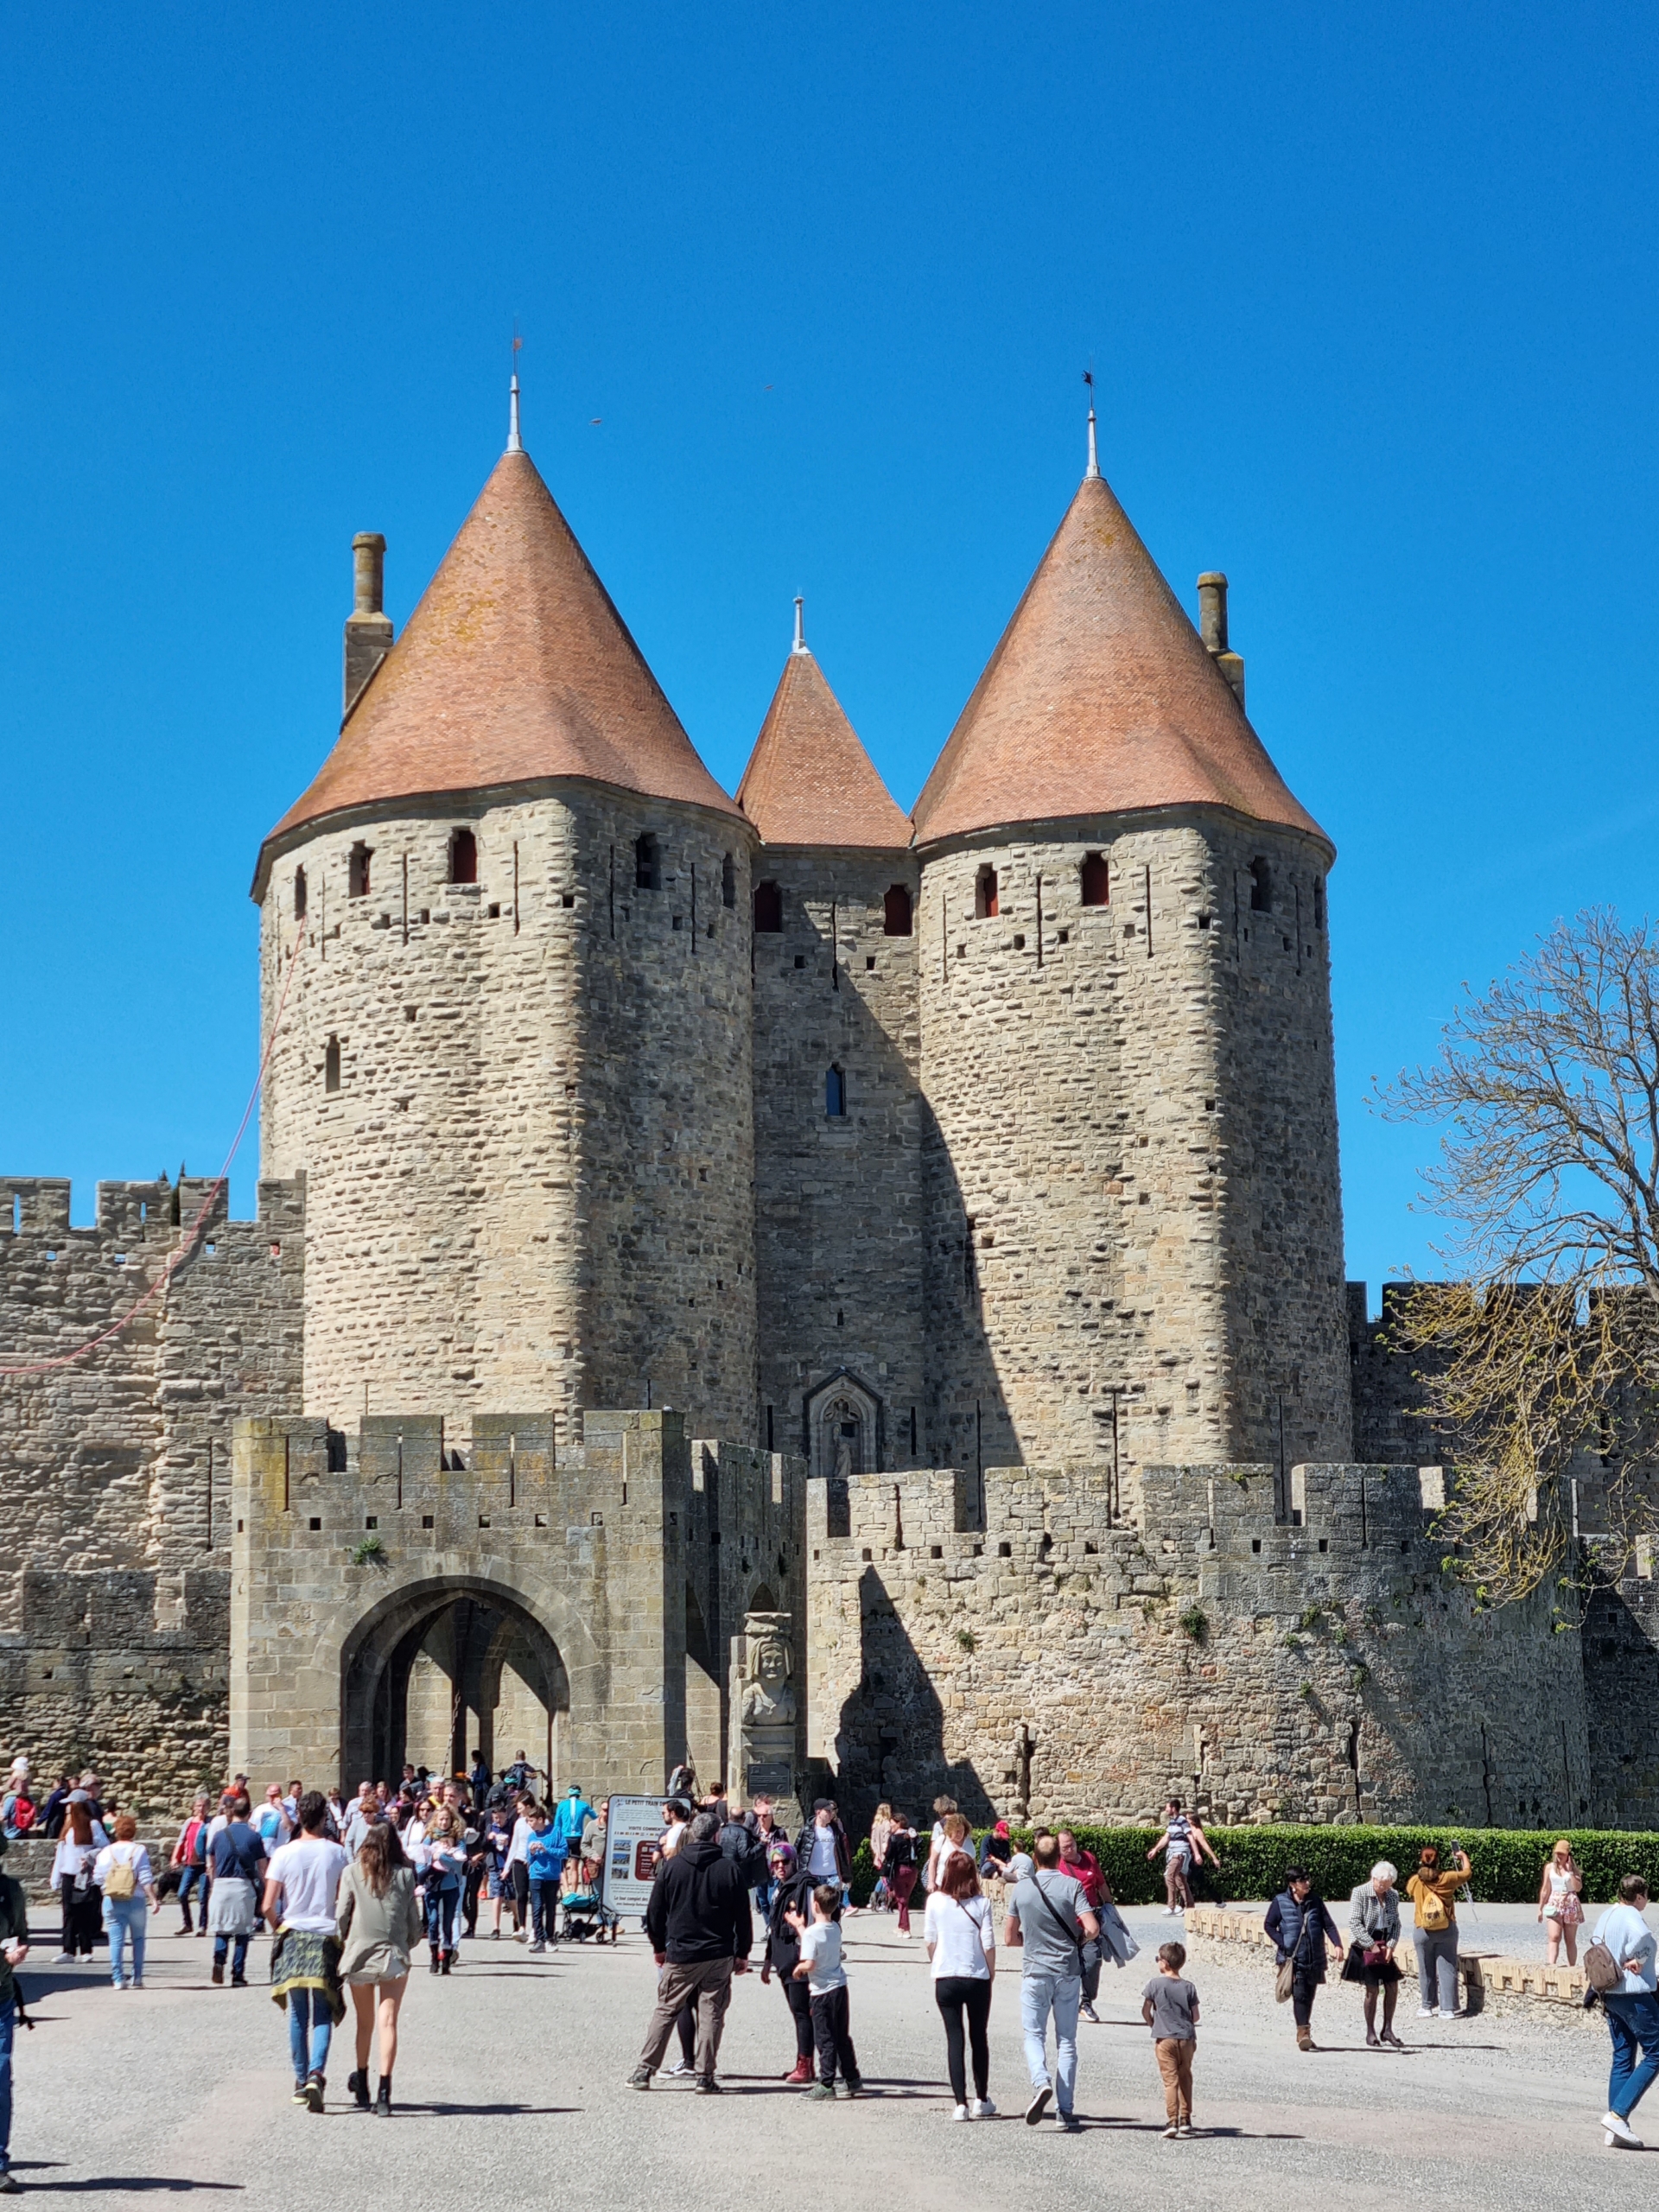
[2,2,1654,1296]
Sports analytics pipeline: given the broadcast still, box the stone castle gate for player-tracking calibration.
[231,1408,807,1796]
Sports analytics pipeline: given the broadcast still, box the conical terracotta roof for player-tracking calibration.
[737,645,912,849]
[912,469,1329,851]
[262,445,741,864]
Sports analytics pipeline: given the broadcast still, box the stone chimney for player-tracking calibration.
[343,532,393,722]
[1197,571,1246,710]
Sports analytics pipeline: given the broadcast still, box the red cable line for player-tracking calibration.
[0,923,309,1376]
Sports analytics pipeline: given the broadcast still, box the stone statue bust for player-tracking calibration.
[740,1627,796,1728]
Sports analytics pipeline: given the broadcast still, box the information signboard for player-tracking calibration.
[600,1795,667,1919]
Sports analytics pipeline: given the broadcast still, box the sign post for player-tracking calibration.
[600,1796,667,1923]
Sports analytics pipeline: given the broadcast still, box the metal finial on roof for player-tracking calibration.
[792,594,807,654]
[507,372,523,454]
[1083,365,1100,480]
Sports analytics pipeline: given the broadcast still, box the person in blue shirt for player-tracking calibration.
[551,1787,595,1889]
[1594,1874,1659,2147]
[524,1811,563,1953]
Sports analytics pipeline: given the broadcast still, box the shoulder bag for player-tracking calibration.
[1030,1872,1093,1973]
[1274,1897,1313,2004]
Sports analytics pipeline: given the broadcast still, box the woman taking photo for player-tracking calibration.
[1536,1840,1584,1967]
[924,1852,996,2120]
[337,1818,422,2116]
[1264,1866,1344,2051]
[1343,1861,1404,2047]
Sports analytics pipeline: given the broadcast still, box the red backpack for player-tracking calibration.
[10,1796,35,1834]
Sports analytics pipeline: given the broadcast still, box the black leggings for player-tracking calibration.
[934,1974,993,2104]
[782,1970,814,2059]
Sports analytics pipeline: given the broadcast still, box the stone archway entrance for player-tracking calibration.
[340,1576,570,1793]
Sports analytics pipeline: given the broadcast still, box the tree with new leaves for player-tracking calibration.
[1378,908,1659,1605]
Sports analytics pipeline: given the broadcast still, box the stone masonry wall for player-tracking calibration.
[750,846,925,1474]
[258,783,758,1440]
[915,808,1347,1497]
[806,1458,1594,1834]
[0,1173,303,1809]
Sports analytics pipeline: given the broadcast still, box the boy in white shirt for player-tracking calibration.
[791,1883,861,2100]
[263,1794,351,2113]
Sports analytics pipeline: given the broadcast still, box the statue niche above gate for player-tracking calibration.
[230,1409,806,1797]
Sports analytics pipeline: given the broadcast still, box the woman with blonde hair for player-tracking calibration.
[337,1817,421,2117]
[869,1804,894,1910]
[1537,1839,1584,1966]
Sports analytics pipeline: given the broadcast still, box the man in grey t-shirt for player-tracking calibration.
[1003,1833,1099,2130]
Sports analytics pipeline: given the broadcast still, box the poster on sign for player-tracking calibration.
[601,1796,668,1918]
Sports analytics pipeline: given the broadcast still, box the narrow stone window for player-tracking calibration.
[293,866,308,921]
[975,865,999,919]
[883,884,912,937]
[448,828,478,885]
[1249,856,1273,912]
[1313,879,1325,930]
[348,843,372,899]
[753,880,783,933]
[324,1036,340,1092]
[635,833,661,890]
[1080,851,1109,906]
[825,1065,846,1117]
[721,853,736,909]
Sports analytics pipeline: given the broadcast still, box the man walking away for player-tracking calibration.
[0,1837,29,2194]
[1594,1875,1659,2148]
[1004,1834,1097,2132]
[264,1793,351,2112]
[629,1811,753,2091]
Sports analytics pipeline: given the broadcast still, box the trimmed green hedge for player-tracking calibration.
[849,1825,1659,1907]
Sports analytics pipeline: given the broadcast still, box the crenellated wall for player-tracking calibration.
[805,1455,1604,1834]
[0,1173,303,1808]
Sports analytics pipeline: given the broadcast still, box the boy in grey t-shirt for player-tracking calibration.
[1141,1940,1200,2137]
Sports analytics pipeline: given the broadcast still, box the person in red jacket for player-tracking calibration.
[1057,1829,1111,2023]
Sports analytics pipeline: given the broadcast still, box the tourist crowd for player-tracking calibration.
[0,1751,1655,2185]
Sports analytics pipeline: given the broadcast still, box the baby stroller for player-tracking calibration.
[559,1885,619,1943]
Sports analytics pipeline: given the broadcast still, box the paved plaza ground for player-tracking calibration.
[6,1900,1655,2205]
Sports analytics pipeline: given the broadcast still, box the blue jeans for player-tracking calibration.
[178,1866,207,1918]
[213,1932,250,1979]
[529,1878,556,1942]
[1020,1970,1081,2114]
[1605,1992,1659,2120]
[104,1896,148,1986]
[0,1999,12,2172]
[287,1986,333,2083]
[425,1883,458,1949]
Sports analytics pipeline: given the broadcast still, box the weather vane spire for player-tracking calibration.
[792,594,806,654]
[507,324,524,453]
[1083,365,1100,480]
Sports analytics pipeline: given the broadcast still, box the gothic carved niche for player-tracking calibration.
[808,1374,880,1484]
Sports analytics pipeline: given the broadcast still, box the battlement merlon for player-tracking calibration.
[0,1172,304,1243]
[805,1464,1118,1552]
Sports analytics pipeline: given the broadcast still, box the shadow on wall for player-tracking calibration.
[829,1563,995,1832]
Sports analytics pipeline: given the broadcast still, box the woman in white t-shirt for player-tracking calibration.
[924,1852,997,2120]
[92,1814,158,1990]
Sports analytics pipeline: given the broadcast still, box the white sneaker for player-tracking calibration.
[973,2097,996,2117]
[951,2103,971,2122]
[1416,2005,1436,2018]
[1162,2122,1179,2139]
[1604,2110,1641,2145]
[1162,1907,1179,1916]
[664,2060,693,2078]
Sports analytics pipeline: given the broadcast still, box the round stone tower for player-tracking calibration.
[910,419,1350,1501]
[253,401,759,1440]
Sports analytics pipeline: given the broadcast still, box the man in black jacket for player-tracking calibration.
[629,1813,753,2091]
[794,1800,853,1889]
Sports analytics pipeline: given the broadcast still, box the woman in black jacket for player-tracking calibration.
[759,1845,817,2084]
[1264,1866,1344,2050]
